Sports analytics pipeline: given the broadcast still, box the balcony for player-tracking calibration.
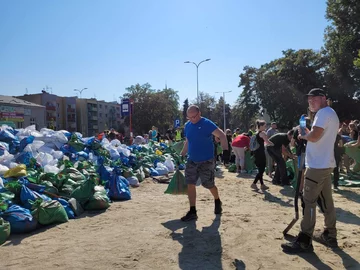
[90,116,98,121]
[46,116,56,121]
[67,108,76,113]
[46,105,56,111]
[88,106,98,112]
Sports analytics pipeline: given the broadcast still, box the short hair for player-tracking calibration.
[250,124,255,129]
[187,105,200,113]
[271,122,277,125]
[287,129,295,136]
[235,128,240,132]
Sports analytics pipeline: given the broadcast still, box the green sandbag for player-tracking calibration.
[245,151,256,172]
[61,167,86,182]
[68,134,85,151]
[4,182,21,198]
[0,201,8,211]
[345,146,360,172]
[31,199,69,225]
[84,188,110,211]
[228,164,237,173]
[171,141,185,155]
[122,168,135,178]
[0,189,15,201]
[164,170,187,195]
[0,218,11,245]
[70,179,96,206]
[143,167,150,178]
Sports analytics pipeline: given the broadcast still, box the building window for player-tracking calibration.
[99,104,102,109]
[30,117,36,125]
[99,113,102,117]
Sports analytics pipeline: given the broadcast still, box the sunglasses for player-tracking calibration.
[187,112,199,120]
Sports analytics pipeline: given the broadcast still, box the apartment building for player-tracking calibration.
[0,95,45,129]
[17,92,77,132]
[17,92,124,136]
[76,98,123,136]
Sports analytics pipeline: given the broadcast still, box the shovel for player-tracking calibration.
[283,152,305,235]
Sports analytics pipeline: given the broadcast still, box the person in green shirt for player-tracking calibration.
[248,124,256,136]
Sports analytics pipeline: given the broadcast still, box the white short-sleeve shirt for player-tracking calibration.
[305,106,339,169]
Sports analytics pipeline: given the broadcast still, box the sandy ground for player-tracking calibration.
[1,167,360,270]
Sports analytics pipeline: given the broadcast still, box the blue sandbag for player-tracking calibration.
[1,204,38,233]
[19,136,35,152]
[150,167,159,176]
[15,152,33,166]
[20,185,51,209]
[54,198,75,219]
[107,167,131,200]
[0,129,17,143]
[0,142,9,156]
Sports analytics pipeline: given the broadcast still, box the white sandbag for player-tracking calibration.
[109,148,120,160]
[52,150,64,160]
[0,152,15,167]
[155,163,169,176]
[36,152,54,167]
[164,156,175,173]
[0,164,9,176]
[110,139,121,147]
[127,176,140,187]
[117,146,130,157]
[44,164,60,174]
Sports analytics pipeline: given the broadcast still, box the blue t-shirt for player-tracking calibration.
[185,117,217,162]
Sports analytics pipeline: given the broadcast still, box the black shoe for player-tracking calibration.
[281,241,314,254]
[181,211,198,222]
[318,230,338,248]
[281,232,314,253]
[215,200,222,215]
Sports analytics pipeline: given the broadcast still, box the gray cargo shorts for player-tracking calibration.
[185,159,215,189]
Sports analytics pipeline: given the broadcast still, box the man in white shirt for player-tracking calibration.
[282,88,339,253]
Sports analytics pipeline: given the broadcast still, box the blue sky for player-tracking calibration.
[0,0,328,107]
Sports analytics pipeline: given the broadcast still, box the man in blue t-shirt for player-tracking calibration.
[180,105,228,221]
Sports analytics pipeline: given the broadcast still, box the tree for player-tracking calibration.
[121,83,180,135]
[237,50,326,128]
[182,98,189,124]
[323,0,360,118]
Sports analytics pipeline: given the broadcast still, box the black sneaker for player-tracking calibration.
[215,200,222,215]
[180,211,198,222]
[319,231,338,248]
[281,241,314,254]
[281,232,314,254]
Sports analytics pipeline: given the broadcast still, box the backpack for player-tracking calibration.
[249,134,260,151]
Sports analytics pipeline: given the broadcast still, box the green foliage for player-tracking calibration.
[122,83,180,134]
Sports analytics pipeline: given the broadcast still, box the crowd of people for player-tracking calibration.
[178,88,359,255]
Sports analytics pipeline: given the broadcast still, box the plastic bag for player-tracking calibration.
[155,163,169,176]
[54,198,75,219]
[164,170,188,195]
[0,218,11,245]
[70,179,96,206]
[127,176,140,187]
[31,199,68,225]
[84,186,110,210]
[1,204,38,233]
[107,167,131,200]
[164,156,175,173]
[3,164,27,178]
[0,164,9,176]
[19,135,35,152]
[20,185,51,209]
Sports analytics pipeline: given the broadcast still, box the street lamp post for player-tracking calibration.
[215,91,232,131]
[74,88,88,98]
[74,88,88,135]
[184,58,211,103]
